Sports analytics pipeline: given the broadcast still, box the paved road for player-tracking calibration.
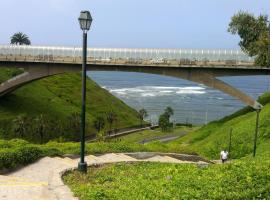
[0,153,208,200]
[139,131,186,144]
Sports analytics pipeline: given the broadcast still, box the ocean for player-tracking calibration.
[88,71,270,125]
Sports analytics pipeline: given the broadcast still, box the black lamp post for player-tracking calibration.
[78,10,93,173]
[253,109,261,157]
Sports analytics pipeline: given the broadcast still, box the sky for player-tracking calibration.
[0,0,269,49]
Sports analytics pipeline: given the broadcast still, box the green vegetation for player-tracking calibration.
[0,68,143,143]
[138,108,148,127]
[0,68,24,83]
[158,106,174,132]
[0,139,43,170]
[106,110,118,135]
[228,11,270,66]
[10,32,31,45]
[63,153,270,200]
[170,92,270,159]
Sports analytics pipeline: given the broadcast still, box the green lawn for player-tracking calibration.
[63,153,270,200]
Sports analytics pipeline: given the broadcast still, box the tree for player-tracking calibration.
[228,11,270,66]
[94,115,105,133]
[68,112,81,140]
[12,115,29,138]
[106,110,117,136]
[164,106,174,118]
[10,32,31,45]
[96,129,106,142]
[158,114,171,132]
[113,114,118,134]
[158,107,174,132]
[33,114,47,144]
[138,108,148,127]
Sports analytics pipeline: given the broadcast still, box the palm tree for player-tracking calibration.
[94,115,105,133]
[34,114,47,144]
[68,112,81,140]
[10,32,31,45]
[113,114,118,134]
[138,108,148,127]
[106,110,117,136]
[12,115,28,138]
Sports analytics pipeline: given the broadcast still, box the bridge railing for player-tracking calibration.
[0,45,254,65]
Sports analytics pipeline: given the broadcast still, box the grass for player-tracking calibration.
[168,92,270,159]
[0,67,143,142]
[0,67,24,83]
[63,152,270,200]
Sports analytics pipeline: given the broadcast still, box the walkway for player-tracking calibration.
[139,131,186,144]
[0,153,209,200]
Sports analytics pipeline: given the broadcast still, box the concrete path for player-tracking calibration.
[0,153,208,200]
[139,131,186,144]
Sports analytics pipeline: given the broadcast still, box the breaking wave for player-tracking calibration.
[108,86,206,97]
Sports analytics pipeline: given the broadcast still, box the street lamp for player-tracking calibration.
[253,109,261,157]
[78,10,93,173]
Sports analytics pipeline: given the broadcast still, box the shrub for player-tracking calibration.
[0,146,42,170]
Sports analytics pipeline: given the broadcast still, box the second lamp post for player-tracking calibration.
[78,10,93,173]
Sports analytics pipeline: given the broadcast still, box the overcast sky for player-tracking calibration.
[0,0,269,49]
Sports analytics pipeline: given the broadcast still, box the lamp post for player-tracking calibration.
[228,128,232,155]
[253,109,261,157]
[78,10,93,173]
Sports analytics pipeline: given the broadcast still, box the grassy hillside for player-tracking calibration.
[171,92,270,159]
[0,67,143,143]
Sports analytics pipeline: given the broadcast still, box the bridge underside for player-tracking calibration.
[1,61,269,110]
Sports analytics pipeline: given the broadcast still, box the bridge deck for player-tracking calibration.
[0,54,258,69]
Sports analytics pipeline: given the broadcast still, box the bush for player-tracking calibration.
[0,139,56,170]
[0,146,42,170]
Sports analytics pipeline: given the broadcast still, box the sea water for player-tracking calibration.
[88,72,270,125]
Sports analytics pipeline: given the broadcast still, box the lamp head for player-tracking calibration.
[78,11,93,31]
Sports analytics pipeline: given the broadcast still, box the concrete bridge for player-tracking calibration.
[0,45,269,110]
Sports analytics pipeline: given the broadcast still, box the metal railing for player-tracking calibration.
[0,45,253,64]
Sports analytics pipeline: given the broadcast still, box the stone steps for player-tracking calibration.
[95,153,137,163]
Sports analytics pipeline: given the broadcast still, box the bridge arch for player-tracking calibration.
[0,61,266,110]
